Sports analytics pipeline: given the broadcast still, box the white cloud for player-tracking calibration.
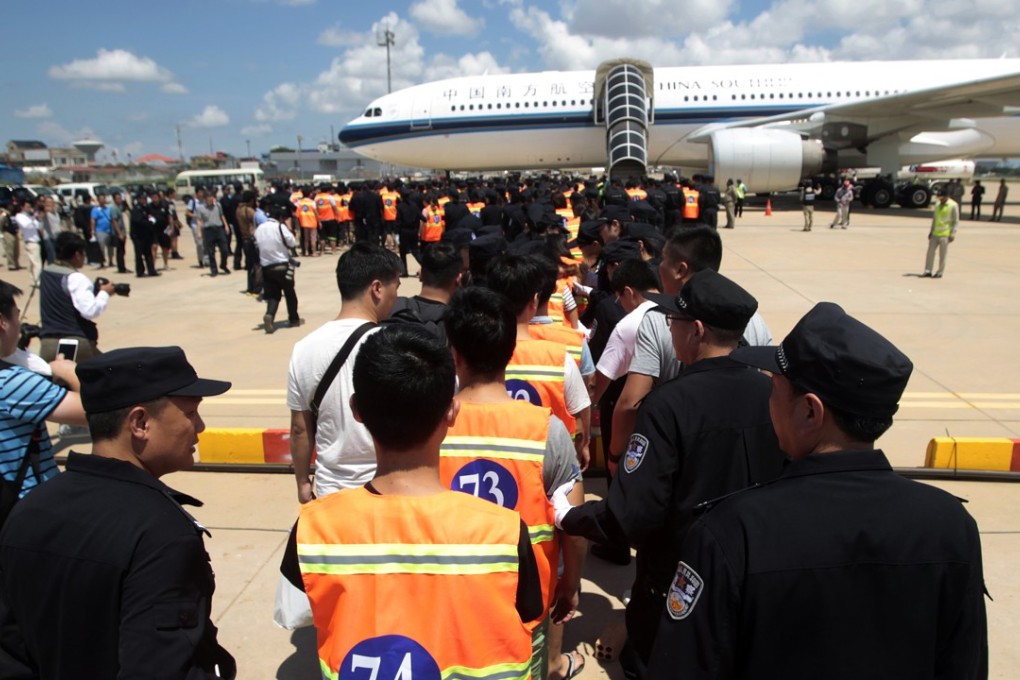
[161,82,189,94]
[189,105,230,128]
[241,123,273,136]
[255,82,302,121]
[427,52,509,81]
[36,122,97,146]
[318,24,368,47]
[50,48,175,82]
[73,81,128,93]
[410,0,484,35]
[14,104,52,119]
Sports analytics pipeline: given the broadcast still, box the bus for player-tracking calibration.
[174,168,266,196]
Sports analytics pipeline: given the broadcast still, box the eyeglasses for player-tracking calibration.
[664,314,690,327]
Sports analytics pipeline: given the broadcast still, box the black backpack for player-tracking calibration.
[382,297,448,344]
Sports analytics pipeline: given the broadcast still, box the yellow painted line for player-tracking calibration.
[904,392,1020,399]
[901,402,1020,409]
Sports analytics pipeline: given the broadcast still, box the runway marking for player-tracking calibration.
[203,391,1020,410]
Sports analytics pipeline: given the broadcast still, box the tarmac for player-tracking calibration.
[6,192,1020,679]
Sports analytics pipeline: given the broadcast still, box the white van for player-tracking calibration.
[54,182,111,204]
[174,168,266,196]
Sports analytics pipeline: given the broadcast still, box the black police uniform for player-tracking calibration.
[699,183,721,228]
[647,450,988,680]
[562,355,784,664]
[0,452,236,678]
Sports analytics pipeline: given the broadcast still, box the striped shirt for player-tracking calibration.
[0,365,65,497]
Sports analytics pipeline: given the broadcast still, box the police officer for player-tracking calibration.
[555,270,784,679]
[647,302,988,679]
[698,175,721,229]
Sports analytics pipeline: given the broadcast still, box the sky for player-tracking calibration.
[4,0,1018,163]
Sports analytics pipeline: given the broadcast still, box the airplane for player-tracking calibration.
[338,58,1020,207]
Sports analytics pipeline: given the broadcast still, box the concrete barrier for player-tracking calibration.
[925,437,1020,472]
[197,428,316,465]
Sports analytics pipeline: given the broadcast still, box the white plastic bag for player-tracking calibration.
[273,573,313,630]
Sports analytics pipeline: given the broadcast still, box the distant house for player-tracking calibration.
[135,154,178,166]
[6,140,50,167]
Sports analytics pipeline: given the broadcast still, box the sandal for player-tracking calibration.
[561,651,585,680]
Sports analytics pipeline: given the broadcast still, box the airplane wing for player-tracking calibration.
[689,69,1020,144]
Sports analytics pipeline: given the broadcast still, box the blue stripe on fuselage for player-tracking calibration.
[338,105,808,148]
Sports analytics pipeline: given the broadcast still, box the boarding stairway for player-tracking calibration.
[595,59,655,182]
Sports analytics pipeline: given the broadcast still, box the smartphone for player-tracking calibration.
[57,338,79,362]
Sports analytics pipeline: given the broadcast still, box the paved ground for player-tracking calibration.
[7,196,1019,678]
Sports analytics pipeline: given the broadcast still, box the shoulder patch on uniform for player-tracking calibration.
[666,561,703,621]
[623,433,649,473]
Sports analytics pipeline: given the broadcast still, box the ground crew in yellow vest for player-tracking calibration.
[295,194,320,257]
[486,254,593,472]
[313,185,338,256]
[282,327,543,680]
[443,287,587,680]
[923,188,959,279]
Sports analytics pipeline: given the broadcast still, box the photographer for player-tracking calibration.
[254,203,300,334]
[38,232,116,362]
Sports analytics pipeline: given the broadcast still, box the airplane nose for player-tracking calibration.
[338,124,356,146]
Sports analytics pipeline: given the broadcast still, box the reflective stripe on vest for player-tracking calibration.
[440,401,558,613]
[507,339,573,435]
[298,488,531,680]
[529,322,583,366]
[381,190,399,222]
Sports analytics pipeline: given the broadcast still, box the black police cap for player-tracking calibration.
[601,240,641,264]
[77,346,231,414]
[578,219,607,245]
[731,302,913,418]
[646,270,757,332]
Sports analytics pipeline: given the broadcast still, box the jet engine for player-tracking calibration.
[708,128,831,192]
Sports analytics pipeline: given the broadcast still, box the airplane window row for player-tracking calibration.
[448,98,597,112]
[727,89,900,101]
[363,107,383,117]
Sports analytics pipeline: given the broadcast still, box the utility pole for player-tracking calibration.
[377,26,395,93]
[296,135,304,179]
[246,139,252,159]
[176,124,184,163]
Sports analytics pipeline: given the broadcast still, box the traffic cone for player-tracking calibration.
[765,199,773,216]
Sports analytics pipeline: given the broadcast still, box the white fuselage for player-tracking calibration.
[339,59,1020,175]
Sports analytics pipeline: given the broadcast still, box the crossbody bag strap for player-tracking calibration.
[310,322,377,421]
[11,426,43,497]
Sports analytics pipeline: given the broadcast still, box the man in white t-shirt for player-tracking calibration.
[286,242,402,502]
[592,258,660,405]
[610,227,773,461]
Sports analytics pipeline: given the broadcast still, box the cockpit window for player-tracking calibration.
[365,108,373,117]
[373,107,382,117]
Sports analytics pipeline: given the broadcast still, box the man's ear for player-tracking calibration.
[350,394,363,424]
[126,405,151,439]
[446,397,461,428]
[800,392,826,434]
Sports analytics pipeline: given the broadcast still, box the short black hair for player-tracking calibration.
[663,225,722,273]
[0,280,22,319]
[445,287,517,377]
[485,253,544,316]
[610,258,659,294]
[352,327,455,451]
[86,398,168,442]
[336,242,401,300]
[420,242,463,289]
[534,255,559,306]
[790,384,893,443]
[55,232,87,262]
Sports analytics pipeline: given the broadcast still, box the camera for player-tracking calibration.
[288,257,301,268]
[94,277,131,297]
[18,323,41,351]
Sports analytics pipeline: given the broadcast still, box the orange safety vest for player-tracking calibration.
[296,197,319,229]
[421,207,444,242]
[562,215,582,259]
[290,191,303,205]
[626,187,648,202]
[380,190,399,222]
[529,322,583,367]
[467,201,485,218]
[298,487,532,680]
[682,188,700,219]
[506,338,574,436]
[314,193,336,222]
[336,192,352,222]
[439,401,558,614]
[546,277,575,327]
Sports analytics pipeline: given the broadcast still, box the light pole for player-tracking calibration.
[377,26,395,93]
[296,135,304,180]
[246,139,251,159]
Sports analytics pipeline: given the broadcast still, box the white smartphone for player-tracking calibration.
[57,338,79,362]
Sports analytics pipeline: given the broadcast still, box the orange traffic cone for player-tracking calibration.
[764,199,773,216]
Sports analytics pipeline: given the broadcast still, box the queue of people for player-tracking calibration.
[0,171,991,680]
